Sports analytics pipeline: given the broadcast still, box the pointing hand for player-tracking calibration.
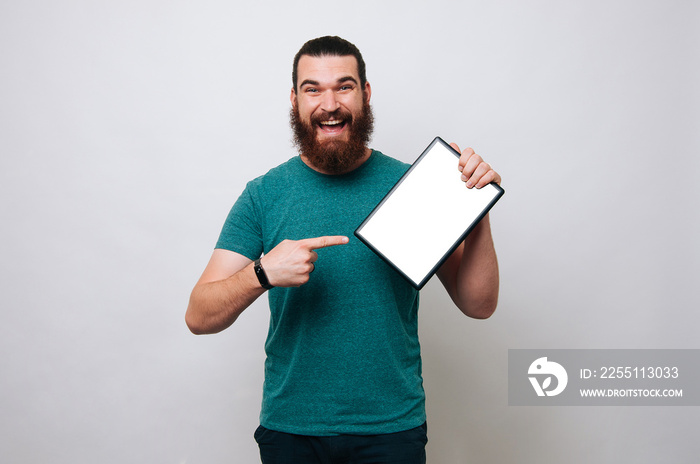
[259,236,349,287]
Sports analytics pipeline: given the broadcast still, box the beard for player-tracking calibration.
[290,100,374,175]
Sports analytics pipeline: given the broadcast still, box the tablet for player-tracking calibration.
[355,137,504,289]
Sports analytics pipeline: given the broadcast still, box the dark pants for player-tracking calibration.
[254,422,428,464]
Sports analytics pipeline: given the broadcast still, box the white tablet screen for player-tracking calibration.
[355,137,504,289]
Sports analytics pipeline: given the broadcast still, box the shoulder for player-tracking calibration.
[251,156,302,183]
[243,156,306,193]
[370,150,410,169]
[363,150,410,181]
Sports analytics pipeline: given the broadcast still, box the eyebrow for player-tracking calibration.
[299,76,359,89]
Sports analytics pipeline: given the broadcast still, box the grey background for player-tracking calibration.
[1,0,698,463]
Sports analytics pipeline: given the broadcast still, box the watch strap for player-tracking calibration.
[254,258,274,289]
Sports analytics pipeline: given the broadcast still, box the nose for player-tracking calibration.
[319,90,340,113]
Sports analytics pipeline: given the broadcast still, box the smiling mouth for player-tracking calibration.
[317,118,348,135]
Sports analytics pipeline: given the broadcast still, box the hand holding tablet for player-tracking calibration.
[355,137,504,289]
[454,143,502,189]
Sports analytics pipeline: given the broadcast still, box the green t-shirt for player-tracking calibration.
[216,151,424,436]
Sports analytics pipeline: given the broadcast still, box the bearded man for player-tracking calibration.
[186,36,501,464]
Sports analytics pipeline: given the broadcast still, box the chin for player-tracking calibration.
[316,132,349,143]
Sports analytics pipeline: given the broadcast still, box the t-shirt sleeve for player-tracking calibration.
[215,182,264,261]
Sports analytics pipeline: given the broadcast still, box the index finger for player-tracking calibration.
[456,146,476,171]
[300,235,350,250]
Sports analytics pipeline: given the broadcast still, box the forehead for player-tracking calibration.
[296,55,360,86]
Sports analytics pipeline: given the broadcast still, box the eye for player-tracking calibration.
[339,85,353,91]
[304,87,319,93]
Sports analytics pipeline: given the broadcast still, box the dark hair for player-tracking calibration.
[292,36,367,91]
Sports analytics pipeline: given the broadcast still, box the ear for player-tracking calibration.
[363,82,372,104]
[290,88,297,108]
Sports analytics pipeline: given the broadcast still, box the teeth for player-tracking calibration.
[320,120,343,126]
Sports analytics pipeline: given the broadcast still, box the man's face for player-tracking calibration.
[290,54,373,174]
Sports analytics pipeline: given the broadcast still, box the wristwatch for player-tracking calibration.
[254,258,274,290]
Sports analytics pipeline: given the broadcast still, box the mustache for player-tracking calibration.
[310,109,353,124]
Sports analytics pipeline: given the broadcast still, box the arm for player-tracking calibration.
[436,143,501,319]
[437,214,499,319]
[185,236,349,334]
[185,249,263,334]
